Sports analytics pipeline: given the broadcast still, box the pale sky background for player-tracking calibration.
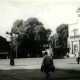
[0,0,80,39]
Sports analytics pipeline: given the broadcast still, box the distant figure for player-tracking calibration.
[45,45,53,57]
[41,52,53,78]
[28,54,30,58]
[49,45,53,57]
[7,56,8,59]
[66,52,69,58]
[76,51,80,64]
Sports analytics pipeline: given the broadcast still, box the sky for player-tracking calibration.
[0,0,80,39]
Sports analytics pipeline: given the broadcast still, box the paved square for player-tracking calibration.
[0,58,80,80]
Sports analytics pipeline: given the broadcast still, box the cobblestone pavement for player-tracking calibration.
[0,58,80,80]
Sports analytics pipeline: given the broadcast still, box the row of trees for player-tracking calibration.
[0,17,69,58]
[11,17,51,57]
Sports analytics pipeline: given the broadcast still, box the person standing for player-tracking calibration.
[76,51,80,64]
[41,52,53,78]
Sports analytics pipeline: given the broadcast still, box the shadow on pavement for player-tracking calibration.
[0,69,80,80]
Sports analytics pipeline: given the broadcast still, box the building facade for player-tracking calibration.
[68,8,80,57]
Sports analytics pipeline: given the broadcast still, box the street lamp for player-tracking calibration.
[6,31,18,66]
[15,33,19,58]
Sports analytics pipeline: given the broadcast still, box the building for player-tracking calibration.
[68,8,80,57]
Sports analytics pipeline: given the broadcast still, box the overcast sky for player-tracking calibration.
[0,0,80,38]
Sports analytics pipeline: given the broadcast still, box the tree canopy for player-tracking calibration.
[56,24,68,48]
[11,17,51,57]
[50,24,69,58]
[0,36,10,52]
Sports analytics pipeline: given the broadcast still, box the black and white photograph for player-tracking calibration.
[0,0,80,80]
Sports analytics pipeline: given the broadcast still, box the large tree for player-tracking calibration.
[56,24,68,48]
[11,17,51,57]
[50,24,68,58]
